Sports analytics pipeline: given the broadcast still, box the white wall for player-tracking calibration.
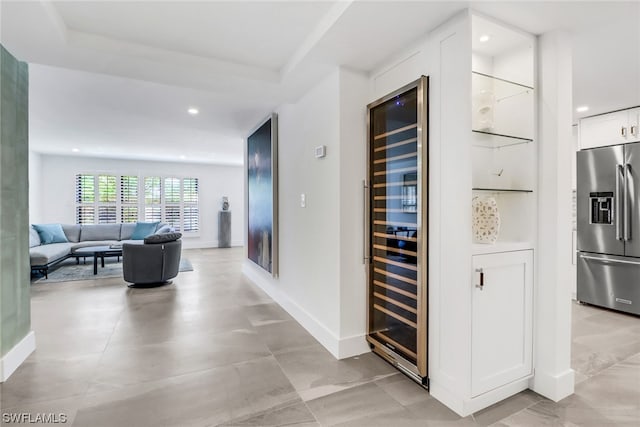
[533,30,575,401]
[243,67,370,358]
[28,151,43,223]
[36,154,244,248]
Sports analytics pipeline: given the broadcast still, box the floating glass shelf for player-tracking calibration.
[472,188,533,193]
[472,71,534,90]
[471,130,533,148]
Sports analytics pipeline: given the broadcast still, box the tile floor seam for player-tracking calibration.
[269,343,322,426]
[73,294,127,413]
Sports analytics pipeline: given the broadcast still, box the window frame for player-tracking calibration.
[75,172,200,235]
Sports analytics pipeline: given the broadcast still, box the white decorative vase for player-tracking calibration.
[472,89,495,131]
[472,196,501,244]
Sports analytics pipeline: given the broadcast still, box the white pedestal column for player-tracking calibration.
[533,30,575,401]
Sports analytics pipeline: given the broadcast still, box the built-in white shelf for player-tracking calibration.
[472,241,534,255]
[472,188,533,193]
[471,130,533,148]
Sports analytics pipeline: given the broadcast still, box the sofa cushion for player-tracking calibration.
[62,224,81,243]
[30,243,73,266]
[32,224,69,244]
[144,232,182,244]
[120,223,136,240]
[131,222,159,240]
[29,227,41,248]
[80,224,122,241]
[155,225,174,234]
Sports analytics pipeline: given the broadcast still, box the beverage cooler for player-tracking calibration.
[365,76,429,385]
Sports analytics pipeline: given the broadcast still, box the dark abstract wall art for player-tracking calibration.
[246,114,278,276]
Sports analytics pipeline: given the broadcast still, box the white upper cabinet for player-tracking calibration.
[629,107,640,142]
[579,107,640,149]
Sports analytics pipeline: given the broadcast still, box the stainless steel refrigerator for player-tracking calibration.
[577,142,640,315]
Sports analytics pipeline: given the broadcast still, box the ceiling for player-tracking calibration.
[1,1,639,165]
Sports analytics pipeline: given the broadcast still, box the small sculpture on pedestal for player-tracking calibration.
[222,196,229,211]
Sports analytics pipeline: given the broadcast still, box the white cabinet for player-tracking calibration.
[579,107,640,149]
[471,250,533,397]
[629,108,640,142]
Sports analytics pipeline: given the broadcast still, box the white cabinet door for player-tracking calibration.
[628,108,640,143]
[471,250,533,397]
[579,110,629,149]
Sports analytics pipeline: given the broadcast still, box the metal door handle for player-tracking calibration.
[616,164,624,240]
[363,180,370,263]
[625,164,632,241]
[622,126,628,138]
[581,254,640,266]
[632,125,638,137]
[475,268,484,290]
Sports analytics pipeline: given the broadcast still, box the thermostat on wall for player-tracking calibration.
[315,145,326,159]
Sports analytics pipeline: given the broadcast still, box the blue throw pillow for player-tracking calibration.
[32,224,69,245]
[130,222,160,240]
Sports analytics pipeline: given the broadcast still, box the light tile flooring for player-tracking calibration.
[1,248,639,426]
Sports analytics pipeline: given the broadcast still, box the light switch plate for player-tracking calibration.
[315,145,326,158]
[300,193,306,208]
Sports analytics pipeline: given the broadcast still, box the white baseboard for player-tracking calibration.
[531,368,575,402]
[182,240,244,249]
[430,375,530,417]
[242,261,368,360]
[1,331,36,382]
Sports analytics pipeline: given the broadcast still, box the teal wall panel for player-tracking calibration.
[0,44,31,358]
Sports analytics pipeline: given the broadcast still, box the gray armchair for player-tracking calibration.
[123,239,182,287]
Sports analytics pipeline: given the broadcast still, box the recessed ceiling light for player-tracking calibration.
[576,105,589,113]
[187,107,199,115]
[179,155,186,160]
[71,148,80,153]
[479,34,490,43]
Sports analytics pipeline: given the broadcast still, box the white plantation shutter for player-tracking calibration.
[164,178,181,231]
[97,175,117,223]
[76,206,95,225]
[183,178,199,232]
[75,173,199,232]
[98,206,117,224]
[120,176,139,223]
[144,177,162,223]
[76,174,96,224]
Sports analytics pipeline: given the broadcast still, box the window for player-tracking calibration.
[144,177,162,222]
[183,178,199,232]
[120,176,138,223]
[76,174,117,224]
[76,174,200,232]
[164,178,181,231]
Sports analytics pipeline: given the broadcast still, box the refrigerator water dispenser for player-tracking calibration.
[589,192,613,225]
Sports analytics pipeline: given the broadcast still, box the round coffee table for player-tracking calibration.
[73,245,123,275]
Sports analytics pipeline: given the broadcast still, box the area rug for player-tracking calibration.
[31,257,194,284]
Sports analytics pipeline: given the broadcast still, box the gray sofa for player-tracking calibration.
[30,223,169,278]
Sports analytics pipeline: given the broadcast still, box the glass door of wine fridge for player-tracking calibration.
[366,76,428,385]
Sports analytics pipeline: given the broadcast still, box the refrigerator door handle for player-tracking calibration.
[617,164,624,240]
[580,253,640,266]
[625,163,632,241]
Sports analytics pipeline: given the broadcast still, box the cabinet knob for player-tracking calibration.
[622,126,628,138]
[475,268,484,290]
[632,125,638,137]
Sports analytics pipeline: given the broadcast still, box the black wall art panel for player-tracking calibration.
[246,114,278,275]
